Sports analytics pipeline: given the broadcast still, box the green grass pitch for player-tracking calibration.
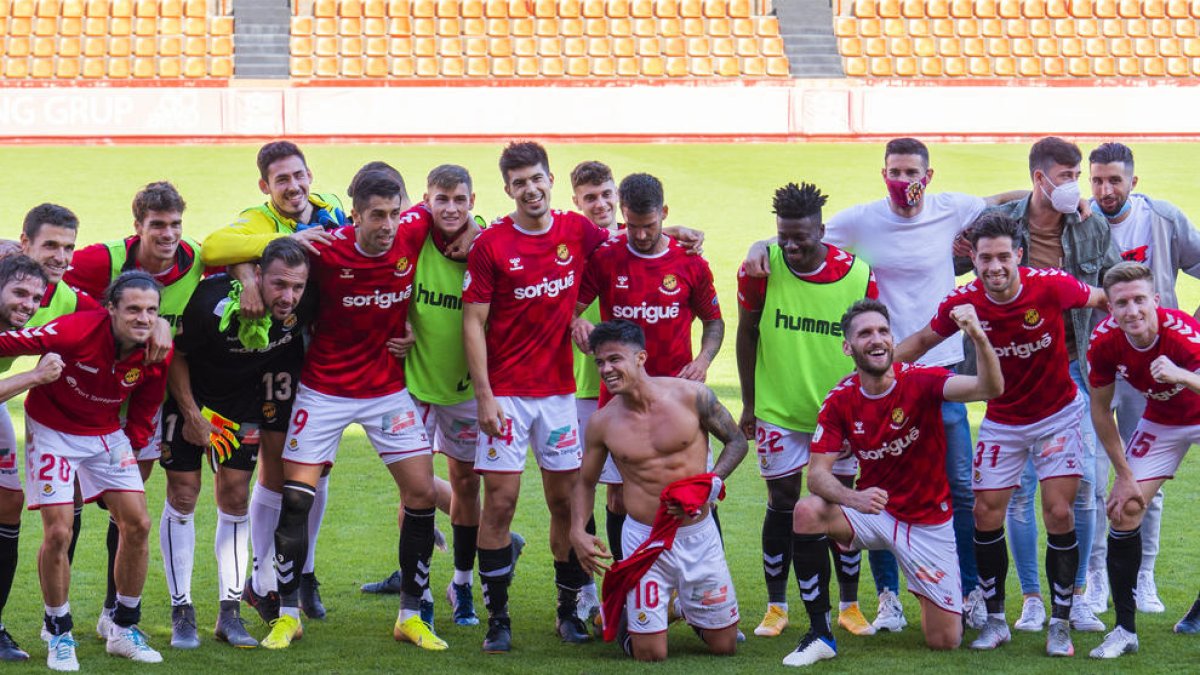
[0,142,1196,673]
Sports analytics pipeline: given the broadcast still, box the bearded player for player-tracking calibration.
[783,298,1002,667]
[1085,262,1200,658]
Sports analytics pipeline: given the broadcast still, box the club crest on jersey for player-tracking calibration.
[42,483,54,495]
[1023,308,1044,329]
[635,611,649,626]
[889,407,906,429]
[486,447,498,461]
[974,469,982,483]
[759,455,769,469]
[122,368,142,387]
[262,402,278,420]
[283,314,298,330]
[659,274,681,296]
[555,243,574,266]
[288,438,298,449]
[394,257,413,278]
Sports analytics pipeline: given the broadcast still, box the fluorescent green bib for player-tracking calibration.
[106,237,204,333]
[573,302,602,399]
[406,235,472,405]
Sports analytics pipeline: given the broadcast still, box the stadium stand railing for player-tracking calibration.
[833,0,1200,77]
[0,0,233,79]
[287,0,790,78]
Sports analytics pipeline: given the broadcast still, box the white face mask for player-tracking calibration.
[1040,174,1080,215]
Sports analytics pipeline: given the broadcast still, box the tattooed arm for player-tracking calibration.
[696,384,748,480]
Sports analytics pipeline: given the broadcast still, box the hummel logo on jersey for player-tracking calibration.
[853,421,865,434]
[993,333,1052,359]
[616,275,629,289]
[514,272,575,300]
[342,286,413,308]
[858,427,920,461]
[612,302,680,324]
[7,325,57,338]
[508,257,523,271]
[340,268,354,279]
[75,362,98,374]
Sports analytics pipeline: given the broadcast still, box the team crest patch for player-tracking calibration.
[395,256,412,277]
[659,274,681,295]
[123,368,142,386]
[1023,308,1043,329]
[262,402,278,420]
[288,438,298,449]
[554,244,574,266]
[889,407,906,429]
[42,483,54,495]
[486,447,498,461]
[282,314,297,330]
[974,469,982,483]
[760,455,769,469]
[635,611,649,626]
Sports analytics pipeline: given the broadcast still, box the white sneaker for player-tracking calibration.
[1089,625,1139,659]
[782,631,837,667]
[46,632,79,672]
[106,625,163,663]
[1135,571,1165,613]
[1013,596,1046,632]
[95,609,114,640]
[963,587,987,630]
[872,590,907,632]
[1070,598,1106,632]
[1082,567,1109,614]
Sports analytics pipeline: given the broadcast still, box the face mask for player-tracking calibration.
[885,176,928,208]
[1092,197,1131,223]
[1040,175,1080,214]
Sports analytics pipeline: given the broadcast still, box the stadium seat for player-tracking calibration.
[868,55,893,74]
[27,56,53,78]
[1028,17,1050,34]
[728,0,749,16]
[290,35,314,55]
[1117,54,1138,73]
[559,15,581,32]
[130,54,155,76]
[83,35,104,54]
[537,34,560,53]
[702,0,726,17]
[1150,16,1172,34]
[342,34,365,53]
[59,35,82,55]
[929,16,952,33]
[415,55,438,74]
[436,0,459,15]
[390,55,414,75]
[901,0,923,17]
[687,54,712,74]
[438,17,460,33]
[312,55,337,75]
[740,54,764,74]
[441,55,464,75]
[913,34,934,53]
[1061,35,1082,53]
[980,17,1002,34]
[1035,36,1056,53]
[1069,0,1091,13]
[975,0,997,15]
[86,0,108,14]
[926,0,950,16]
[314,35,337,55]
[665,54,688,74]
[1047,0,1069,15]
[83,16,106,33]
[631,0,652,16]
[1011,35,1032,52]
[834,16,856,35]
[1118,0,1141,13]
[1076,16,1098,33]
[680,0,701,17]
[35,0,58,17]
[565,54,588,74]
[591,54,616,74]
[686,35,709,54]
[708,16,729,34]
[342,0,365,16]
[4,36,31,57]
[534,16,555,33]
[607,0,629,16]
[413,16,434,33]
[859,17,881,35]
[562,34,583,52]
[413,0,434,15]
[414,35,436,53]
[761,35,783,55]
[1100,16,1122,32]
[894,55,916,73]
[963,35,983,53]
[882,17,903,34]
[998,0,1020,15]
[956,16,978,33]
[915,54,940,73]
[533,0,554,15]
[879,0,901,15]
[1024,0,1046,15]
[853,0,876,16]
[1166,54,1187,74]
[110,0,132,16]
[1160,35,1181,54]
[1064,54,1088,74]
[484,0,506,14]
[841,36,863,54]
[160,34,181,54]
[1125,17,1148,34]
[638,35,660,53]
[1134,35,1156,54]
[488,34,510,53]
[655,0,677,16]
[390,34,413,52]
[157,55,183,77]
[489,54,513,74]
[210,15,231,34]
[844,55,868,74]
[1166,0,1188,13]
[1174,16,1194,34]
[340,17,362,33]
[682,16,704,33]
[511,16,533,33]
[133,16,156,34]
[585,16,606,34]
[1084,35,1105,53]
[463,34,485,52]
[1093,0,1116,14]
[582,0,603,15]
[865,35,886,53]
[640,54,665,74]
[184,0,204,15]
[363,15,387,33]
[765,55,788,75]
[135,0,157,16]
[632,16,654,33]
[587,34,611,53]
[109,34,131,54]
[1054,17,1075,33]
[891,35,912,53]
[364,0,387,15]
[484,16,506,33]
[1142,54,1165,73]
[965,54,988,73]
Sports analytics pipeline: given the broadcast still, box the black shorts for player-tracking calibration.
[260,352,302,433]
[160,397,260,473]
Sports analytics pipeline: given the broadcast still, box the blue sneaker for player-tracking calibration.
[1176,596,1200,634]
[447,582,480,626]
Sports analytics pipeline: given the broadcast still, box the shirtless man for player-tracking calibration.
[570,320,749,662]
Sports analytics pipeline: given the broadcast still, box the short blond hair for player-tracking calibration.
[1102,261,1153,292]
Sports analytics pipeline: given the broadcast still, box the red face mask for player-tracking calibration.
[885,175,928,208]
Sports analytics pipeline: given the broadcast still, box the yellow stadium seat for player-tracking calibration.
[688,55,712,74]
[159,14,180,32]
[891,34,912,53]
[879,0,901,15]
[663,34,685,53]
[980,17,1002,33]
[913,55,939,73]
[130,55,155,76]
[638,36,660,53]
[1052,17,1073,33]
[563,34,585,52]
[78,55,107,77]
[939,53,964,73]
[1108,34,1132,52]
[1143,54,1166,73]
[413,16,434,32]
[512,35,534,53]
[489,34,511,53]
[582,0,603,15]
[437,0,459,15]
[314,35,337,54]
[534,16,554,33]
[859,16,881,34]
[134,0,157,17]
[1150,16,1171,34]
[1041,55,1066,74]
[490,54,514,74]
[309,55,334,75]
[211,33,230,54]
[1084,35,1105,53]
[1089,53,1114,72]
[290,35,314,55]
[631,0,652,15]
[741,53,765,74]
[853,0,876,15]
[461,0,482,15]
[84,0,107,14]
[414,35,435,53]
[710,34,732,54]
[537,35,560,53]
[1009,35,1031,52]
[342,34,365,53]
[441,55,464,75]
[342,0,364,16]
[104,56,131,77]
[903,16,927,32]
[1166,54,1187,73]
[184,15,206,33]
[1100,16,1121,32]
[133,16,156,34]
[1093,0,1116,14]
[315,0,336,16]
[363,15,386,32]
[160,34,182,54]
[27,56,52,78]
[703,0,725,16]
[340,17,362,33]
[963,35,983,52]
[843,55,868,74]
[132,35,154,54]
[84,16,106,33]
[9,16,32,34]
[614,34,633,53]
[1064,54,1088,73]
[608,0,629,16]
[1028,17,1049,34]
[834,16,856,35]
[110,0,133,16]
[34,17,55,35]
[1047,0,1069,15]
[1022,0,1045,15]
[963,54,987,73]
[865,35,886,53]
[36,0,59,17]
[438,17,460,32]
[413,0,434,15]
[686,35,709,54]
[533,0,554,15]
[463,34,485,52]
[957,16,979,33]
[31,36,53,56]
[761,34,783,54]
[1134,35,1155,54]
[386,15,410,32]
[925,0,949,16]
[1035,35,1056,53]
[1166,0,1188,15]
[511,16,532,33]
[868,55,893,74]
[483,16,505,32]
[584,16,605,33]
[683,16,707,33]
[901,0,922,16]
[158,55,183,77]
[939,35,961,53]
[83,35,104,54]
[1126,17,1148,34]
[635,53,661,74]
[456,53,482,73]
[365,0,387,15]
[631,15,654,33]
[1062,35,1083,53]
[208,55,231,76]
[59,35,82,55]
[211,15,232,34]
[1070,0,1091,14]
[484,0,507,14]
[415,55,439,74]
[563,54,586,73]
[183,0,204,16]
[913,34,934,52]
[591,54,615,74]
[882,16,903,33]
[708,15,729,34]
[1076,16,1098,33]
[891,54,914,73]
[1118,0,1140,13]
[1160,36,1181,54]
[390,56,414,75]
[531,54,556,74]
[948,0,970,15]
[841,36,863,54]
[998,0,1020,15]
[1116,54,1138,73]
[930,16,952,33]
[359,54,385,74]
[985,34,1009,52]
[680,0,700,16]
[462,16,484,31]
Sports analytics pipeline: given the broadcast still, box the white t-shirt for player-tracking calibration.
[1107,194,1153,267]
[825,192,986,367]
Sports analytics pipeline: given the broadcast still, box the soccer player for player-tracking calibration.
[897,212,1107,657]
[0,256,66,661]
[570,320,748,662]
[1082,142,1200,617]
[463,142,614,652]
[0,271,170,669]
[1084,262,1200,657]
[573,172,723,558]
[782,297,1002,667]
[735,183,878,638]
[164,237,315,649]
[260,171,445,652]
[63,182,210,647]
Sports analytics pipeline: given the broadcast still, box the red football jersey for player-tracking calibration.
[1087,307,1200,426]
[578,235,721,389]
[0,309,169,450]
[737,244,879,311]
[463,210,608,397]
[930,267,1090,426]
[301,211,430,398]
[812,363,953,526]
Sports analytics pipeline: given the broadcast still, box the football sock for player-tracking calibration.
[975,527,1008,615]
[43,603,71,637]
[399,506,435,611]
[478,543,514,619]
[112,594,141,629]
[104,516,119,610]
[762,506,793,605]
[451,523,478,584]
[0,523,17,622]
[275,481,315,609]
[792,532,832,637]
[554,552,589,619]
[160,500,195,606]
[1108,526,1142,633]
[304,474,328,575]
[215,510,250,603]
[249,485,282,596]
[66,505,82,564]
[1045,530,1078,622]
[833,542,861,604]
[605,508,625,561]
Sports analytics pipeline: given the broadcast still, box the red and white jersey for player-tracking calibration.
[302,210,430,398]
[812,363,953,526]
[579,235,721,383]
[463,210,608,397]
[0,309,169,449]
[1087,307,1200,426]
[736,244,879,310]
[930,267,1090,426]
